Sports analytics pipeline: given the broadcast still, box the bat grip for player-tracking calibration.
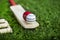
[9,0,16,6]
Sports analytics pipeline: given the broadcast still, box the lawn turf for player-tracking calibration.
[0,0,60,40]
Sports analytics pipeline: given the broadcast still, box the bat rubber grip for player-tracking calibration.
[9,0,16,6]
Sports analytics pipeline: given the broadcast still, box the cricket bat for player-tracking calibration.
[9,0,39,29]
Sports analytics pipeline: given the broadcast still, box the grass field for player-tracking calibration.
[0,0,60,40]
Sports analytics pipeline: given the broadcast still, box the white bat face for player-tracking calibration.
[10,5,39,28]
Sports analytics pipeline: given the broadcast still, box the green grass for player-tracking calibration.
[0,0,60,40]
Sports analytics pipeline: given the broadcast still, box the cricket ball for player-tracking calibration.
[23,11,36,22]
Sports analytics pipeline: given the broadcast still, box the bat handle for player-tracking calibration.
[9,0,16,6]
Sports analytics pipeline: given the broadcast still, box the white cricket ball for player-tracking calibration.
[26,14,36,22]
